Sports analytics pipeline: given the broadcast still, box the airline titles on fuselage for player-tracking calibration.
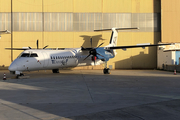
[50,55,83,65]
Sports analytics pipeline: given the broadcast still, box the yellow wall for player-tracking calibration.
[12,0,42,12]
[132,0,160,13]
[161,0,180,43]
[0,0,161,69]
[103,0,132,13]
[42,0,160,13]
[74,0,102,13]
[0,0,11,12]
[0,0,11,67]
[44,0,74,12]
[0,34,11,66]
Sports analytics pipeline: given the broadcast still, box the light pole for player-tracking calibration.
[11,0,13,62]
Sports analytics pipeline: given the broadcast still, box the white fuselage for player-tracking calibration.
[8,48,103,73]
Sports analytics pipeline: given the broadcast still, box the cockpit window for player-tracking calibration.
[30,53,38,57]
[20,53,38,57]
[21,53,30,57]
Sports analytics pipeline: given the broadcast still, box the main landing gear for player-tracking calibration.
[52,69,59,73]
[103,61,110,74]
[103,68,110,74]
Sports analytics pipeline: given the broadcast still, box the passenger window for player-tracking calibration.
[30,53,38,57]
[21,53,30,57]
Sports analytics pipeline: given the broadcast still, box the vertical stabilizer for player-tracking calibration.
[94,27,138,47]
[94,27,139,56]
[109,28,118,47]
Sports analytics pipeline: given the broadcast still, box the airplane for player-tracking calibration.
[6,27,171,77]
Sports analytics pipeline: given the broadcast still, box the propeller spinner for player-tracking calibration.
[83,38,105,65]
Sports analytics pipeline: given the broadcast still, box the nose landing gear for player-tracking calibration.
[16,73,25,79]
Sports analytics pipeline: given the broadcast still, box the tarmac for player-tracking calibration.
[0,69,180,120]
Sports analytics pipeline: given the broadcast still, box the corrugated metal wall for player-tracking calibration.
[9,13,160,32]
[0,0,161,69]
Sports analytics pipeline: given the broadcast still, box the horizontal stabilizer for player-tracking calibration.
[94,27,139,32]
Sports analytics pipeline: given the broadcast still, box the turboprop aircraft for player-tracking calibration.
[7,28,171,76]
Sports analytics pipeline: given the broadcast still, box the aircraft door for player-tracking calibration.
[42,52,49,68]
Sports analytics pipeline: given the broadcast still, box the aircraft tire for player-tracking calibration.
[20,73,24,76]
[103,68,110,74]
[52,69,59,73]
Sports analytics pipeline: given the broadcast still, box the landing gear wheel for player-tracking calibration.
[52,69,59,73]
[20,73,24,76]
[16,73,24,79]
[103,68,110,74]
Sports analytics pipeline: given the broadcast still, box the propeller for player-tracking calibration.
[37,40,39,49]
[37,39,49,49]
[43,45,49,49]
[90,37,92,48]
[5,40,49,50]
[33,40,48,49]
[83,37,105,65]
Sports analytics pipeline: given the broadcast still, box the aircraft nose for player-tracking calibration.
[8,63,18,71]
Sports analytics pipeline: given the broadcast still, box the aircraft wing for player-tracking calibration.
[5,48,30,50]
[105,43,172,50]
[81,43,172,51]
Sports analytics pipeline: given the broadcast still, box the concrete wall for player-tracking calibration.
[157,50,175,69]
[0,0,161,69]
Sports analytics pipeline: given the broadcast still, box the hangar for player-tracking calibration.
[0,0,177,69]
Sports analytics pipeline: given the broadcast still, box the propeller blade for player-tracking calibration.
[43,45,49,49]
[37,40,39,49]
[97,42,104,48]
[84,54,91,60]
[97,53,105,58]
[90,37,92,48]
[28,46,32,49]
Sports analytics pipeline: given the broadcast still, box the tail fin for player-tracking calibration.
[94,27,138,47]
